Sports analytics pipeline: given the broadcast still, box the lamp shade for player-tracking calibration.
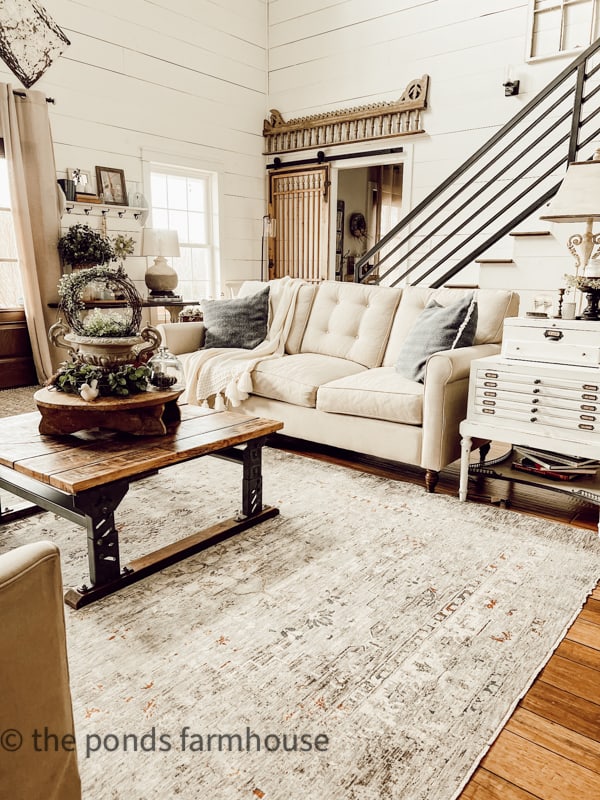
[540,159,600,222]
[141,228,180,258]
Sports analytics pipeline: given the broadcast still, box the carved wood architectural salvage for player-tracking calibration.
[263,76,429,155]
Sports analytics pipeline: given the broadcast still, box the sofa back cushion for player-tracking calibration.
[382,287,519,367]
[285,283,318,354]
[300,281,403,368]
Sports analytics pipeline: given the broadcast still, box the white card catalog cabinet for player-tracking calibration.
[459,354,600,532]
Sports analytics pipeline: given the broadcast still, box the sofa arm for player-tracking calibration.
[156,322,205,355]
[425,343,501,384]
[420,343,501,472]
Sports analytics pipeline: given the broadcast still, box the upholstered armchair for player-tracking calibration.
[0,541,81,799]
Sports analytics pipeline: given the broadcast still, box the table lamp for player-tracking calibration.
[540,150,600,279]
[141,228,181,297]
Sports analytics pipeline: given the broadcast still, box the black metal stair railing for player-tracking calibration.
[355,38,600,288]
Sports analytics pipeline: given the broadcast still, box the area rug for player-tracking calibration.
[2,443,600,800]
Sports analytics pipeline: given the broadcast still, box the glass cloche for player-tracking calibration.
[147,346,185,391]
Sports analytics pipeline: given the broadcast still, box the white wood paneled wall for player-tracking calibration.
[268,0,580,203]
[0,0,595,299]
[0,0,269,294]
[267,0,593,294]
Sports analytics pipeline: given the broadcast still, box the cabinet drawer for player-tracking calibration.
[502,338,600,367]
[474,397,598,422]
[475,387,599,411]
[471,404,599,433]
[474,368,600,395]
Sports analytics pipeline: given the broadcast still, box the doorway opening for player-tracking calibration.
[334,163,404,283]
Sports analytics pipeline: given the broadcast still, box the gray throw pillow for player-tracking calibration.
[395,293,478,382]
[202,286,270,349]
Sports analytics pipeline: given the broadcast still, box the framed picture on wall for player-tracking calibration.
[95,166,128,206]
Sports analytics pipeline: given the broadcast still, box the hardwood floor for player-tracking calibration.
[271,435,600,800]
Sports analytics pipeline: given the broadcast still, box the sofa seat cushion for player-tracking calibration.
[316,367,424,425]
[251,353,367,408]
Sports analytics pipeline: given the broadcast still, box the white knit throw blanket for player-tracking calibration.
[180,277,307,408]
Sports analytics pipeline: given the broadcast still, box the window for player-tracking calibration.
[529,0,598,59]
[0,152,23,308]
[148,166,219,300]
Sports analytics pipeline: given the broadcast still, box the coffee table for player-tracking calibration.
[0,405,283,608]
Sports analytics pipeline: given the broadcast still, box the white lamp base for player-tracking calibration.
[145,256,178,297]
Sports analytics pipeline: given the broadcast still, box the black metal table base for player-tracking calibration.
[64,505,279,609]
[0,438,277,608]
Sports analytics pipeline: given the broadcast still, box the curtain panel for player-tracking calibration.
[0,85,62,381]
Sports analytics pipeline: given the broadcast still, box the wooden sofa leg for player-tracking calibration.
[425,469,439,493]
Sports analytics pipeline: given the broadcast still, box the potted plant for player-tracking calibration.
[57,223,115,268]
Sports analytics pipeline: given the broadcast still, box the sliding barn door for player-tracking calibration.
[269,167,329,282]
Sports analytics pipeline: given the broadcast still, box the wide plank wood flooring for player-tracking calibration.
[271,435,600,800]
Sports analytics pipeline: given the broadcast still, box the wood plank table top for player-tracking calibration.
[0,405,284,607]
[0,405,283,493]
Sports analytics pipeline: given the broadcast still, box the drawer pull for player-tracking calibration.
[483,381,497,388]
[580,414,596,421]
[530,417,538,423]
[482,408,495,415]
[581,404,597,411]
[532,388,540,394]
[582,393,598,401]
[531,398,539,404]
[483,391,496,397]
[544,328,563,340]
[534,379,541,384]
[530,407,538,413]
[484,372,499,378]
[579,423,595,430]
[582,384,599,391]
[482,399,495,406]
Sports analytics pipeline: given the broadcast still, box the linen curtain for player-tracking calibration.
[0,85,62,381]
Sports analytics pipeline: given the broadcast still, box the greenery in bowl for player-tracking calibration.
[49,361,151,396]
[80,308,135,337]
[58,224,115,267]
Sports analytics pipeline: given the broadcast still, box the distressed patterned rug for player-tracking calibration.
[2,434,600,799]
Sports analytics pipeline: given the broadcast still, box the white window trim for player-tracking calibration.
[142,159,222,299]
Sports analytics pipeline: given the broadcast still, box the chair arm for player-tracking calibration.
[156,322,205,355]
[420,343,501,471]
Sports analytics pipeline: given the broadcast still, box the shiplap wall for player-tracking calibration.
[267,0,591,299]
[0,0,269,300]
[0,1,594,303]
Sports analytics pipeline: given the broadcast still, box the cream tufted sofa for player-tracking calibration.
[159,281,518,490]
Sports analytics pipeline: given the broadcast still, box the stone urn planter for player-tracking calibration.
[49,324,161,369]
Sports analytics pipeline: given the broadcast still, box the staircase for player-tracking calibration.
[355,39,600,289]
